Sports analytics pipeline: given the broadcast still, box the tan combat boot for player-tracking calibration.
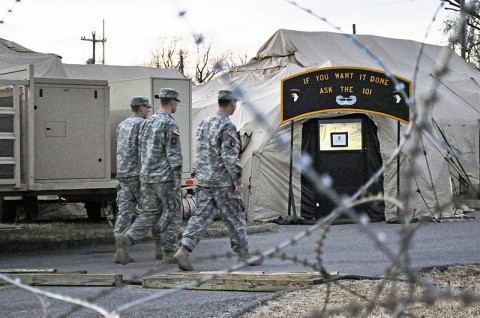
[162,251,176,265]
[237,249,263,266]
[154,240,163,260]
[174,245,193,271]
[114,235,132,265]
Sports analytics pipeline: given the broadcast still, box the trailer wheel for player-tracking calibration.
[1,199,18,223]
[22,195,40,222]
[85,201,103,221]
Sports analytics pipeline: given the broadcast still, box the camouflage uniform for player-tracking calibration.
[114,115,145,237]
[181,112,248,253]
[125,112,182,253]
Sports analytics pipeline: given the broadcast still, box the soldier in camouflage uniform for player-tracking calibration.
[113,96,152,264]
[174,89,262,271]
[115,88,183,265]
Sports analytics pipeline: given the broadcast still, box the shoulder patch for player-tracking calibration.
[228,131,239,142]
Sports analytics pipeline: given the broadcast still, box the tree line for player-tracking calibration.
[147,3,480,86]
[145,34,248,85]
[444,0,480,69]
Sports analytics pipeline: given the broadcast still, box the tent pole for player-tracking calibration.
[396,121,400,216]
[288,121,297,220]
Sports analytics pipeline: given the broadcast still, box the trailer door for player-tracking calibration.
[34,84,108,180]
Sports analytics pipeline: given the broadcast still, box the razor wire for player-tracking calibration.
[0,0,22,24]
[1,1,480,317]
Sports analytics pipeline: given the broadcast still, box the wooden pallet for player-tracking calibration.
[0,269,122,286]
[143,271,337,292]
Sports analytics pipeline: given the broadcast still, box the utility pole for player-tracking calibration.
[102,19,106,64]
[460,0,467,59]
[81,21,107,64]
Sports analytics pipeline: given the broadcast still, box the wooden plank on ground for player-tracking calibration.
[0,223,22,230]
[143,272,337,292]
[176,271,338,279]
[0,273,122,286]
[0,268,58,273]
[440,215,476,220]
[0,269,88,274]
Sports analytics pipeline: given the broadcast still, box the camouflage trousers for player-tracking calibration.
[125,181,182,252]
[181,186,248,253]
[114,177,142,237]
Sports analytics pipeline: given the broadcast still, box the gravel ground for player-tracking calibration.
[239,264,480,317]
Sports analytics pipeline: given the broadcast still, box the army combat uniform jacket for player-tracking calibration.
[116,115,145,178]
[138,112,182,184]
[195,112,242,187]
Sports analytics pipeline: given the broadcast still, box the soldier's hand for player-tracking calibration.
[234,184,244,195]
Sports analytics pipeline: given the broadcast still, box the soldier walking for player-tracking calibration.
[113,96,152,263]
[115,88,183,265]
[174,89,262,271]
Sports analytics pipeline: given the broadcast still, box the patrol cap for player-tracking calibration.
[156,88,181,102]
[218,90,239,101]
[130,96,152,108]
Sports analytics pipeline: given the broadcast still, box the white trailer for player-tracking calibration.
[0,64,117,221]
[0,64,193,222]
[62,64,193,186]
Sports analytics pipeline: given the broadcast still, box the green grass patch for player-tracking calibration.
[0,221,113,243]
[0,221,114,254]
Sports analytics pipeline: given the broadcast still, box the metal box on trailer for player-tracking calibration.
[0,65,117,221]
[62,64,194,186]
[33,78,111,182]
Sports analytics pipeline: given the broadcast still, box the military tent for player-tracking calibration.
[0,38,66,78]
[192,29,480,222]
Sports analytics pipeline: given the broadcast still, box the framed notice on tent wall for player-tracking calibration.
[280,66,412,124]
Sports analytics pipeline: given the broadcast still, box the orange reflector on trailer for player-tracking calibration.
[185,179,194,185]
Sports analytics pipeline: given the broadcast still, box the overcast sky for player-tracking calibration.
[0,0,453,66]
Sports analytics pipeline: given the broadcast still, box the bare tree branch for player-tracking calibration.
[443,0,480,68]
[145,34,248,84]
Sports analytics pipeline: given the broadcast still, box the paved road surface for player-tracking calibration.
[0,213,479,317]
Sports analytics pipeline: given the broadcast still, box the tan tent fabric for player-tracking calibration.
[0,38,66,78]
[63,64,185,81]
[192,30,480,222]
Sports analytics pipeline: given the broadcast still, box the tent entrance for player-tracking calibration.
[300,114,385,221]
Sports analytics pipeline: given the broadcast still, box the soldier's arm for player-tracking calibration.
[220,124,242,186]
[137,121,147,166]
[166,122,183,185]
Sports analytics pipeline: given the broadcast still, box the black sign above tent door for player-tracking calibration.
[281,66,412,124]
